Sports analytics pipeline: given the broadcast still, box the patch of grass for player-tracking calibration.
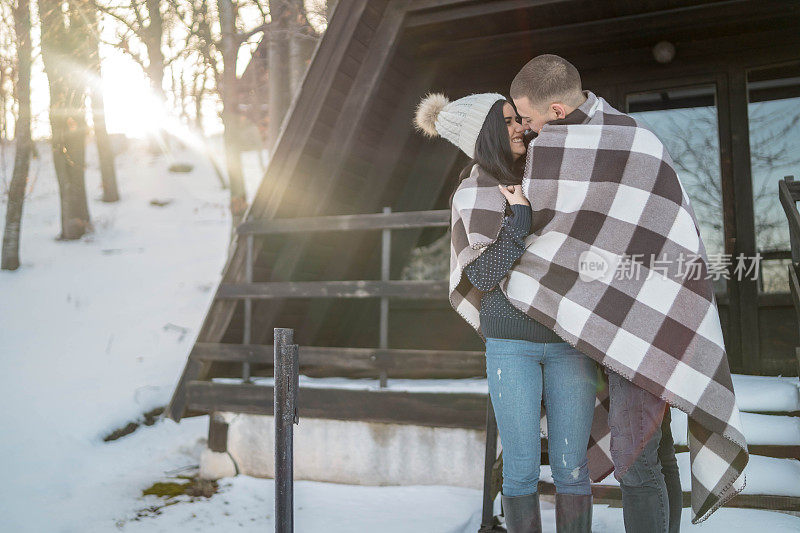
[168,163,194,173]
[142,476,218,500]
[142,481,188,499]
[114,476,219,527]
[103,406,165,442]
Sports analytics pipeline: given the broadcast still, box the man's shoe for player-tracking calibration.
[555,493,593,532]
[502,492,542,533]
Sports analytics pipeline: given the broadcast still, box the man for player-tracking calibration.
[505,54,746,533]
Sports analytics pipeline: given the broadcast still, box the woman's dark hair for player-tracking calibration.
[456,99,524,187]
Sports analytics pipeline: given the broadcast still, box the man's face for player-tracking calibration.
[512,96,565,134]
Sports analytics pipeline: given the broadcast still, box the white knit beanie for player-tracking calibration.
[414,92,506,159]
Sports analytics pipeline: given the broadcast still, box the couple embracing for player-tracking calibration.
[414,55,748,533]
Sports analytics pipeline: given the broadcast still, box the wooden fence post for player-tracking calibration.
[208,412,229,453]
[275,328,298,533]
[379,206,391,388]
[242,234,254,382]
[479,397,503,532]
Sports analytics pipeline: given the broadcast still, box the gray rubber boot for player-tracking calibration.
[502,492,542,533]
[555,494,593,533]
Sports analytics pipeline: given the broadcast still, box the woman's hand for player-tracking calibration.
[498,184,530,206]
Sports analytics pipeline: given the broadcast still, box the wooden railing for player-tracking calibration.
[189,343,485,378]
[778,175,800,375]
[164,207,482,422]
[233,212,445,381]
[229,207,452,387]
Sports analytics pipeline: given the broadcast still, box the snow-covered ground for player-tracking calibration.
[1,140,799,532]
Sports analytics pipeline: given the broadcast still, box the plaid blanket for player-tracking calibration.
[449,164,615,483]
[449,91,747,523]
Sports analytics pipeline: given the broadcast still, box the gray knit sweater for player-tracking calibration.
[464,203,562,343]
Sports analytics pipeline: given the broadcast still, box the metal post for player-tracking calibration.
[242,234,254,382]
[275,328,298,533]
[479,397,501,532]
[379,207,391,388]
[785,177,799,263]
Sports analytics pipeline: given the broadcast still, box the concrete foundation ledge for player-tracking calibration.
[201,413,487,488]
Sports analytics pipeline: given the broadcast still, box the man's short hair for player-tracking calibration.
[510,54,583,110]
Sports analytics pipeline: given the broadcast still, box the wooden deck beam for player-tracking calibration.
[539,482,800,512]
[186,379,800,460]
[217,280,447,300]
[236,209,449,235]
[189,342,485,375]
[185,381,488,429]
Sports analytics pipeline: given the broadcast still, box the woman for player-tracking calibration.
[415,93,597,533]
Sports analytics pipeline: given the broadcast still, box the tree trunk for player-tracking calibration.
[267,0,290,151]
[144,0,165,99]
[2,0,33,270]
[0,68,7,142]
[144,0,165,153]
[288,0,304,96]
[194,70,206,132]
[86,6,119,202]
[218,0,247,232]
[288,0,317,104]
[39,0,92,240]
[91,81,119,203]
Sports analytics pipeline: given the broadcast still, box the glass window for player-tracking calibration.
[747,63,800,293]
[626,85,727,292]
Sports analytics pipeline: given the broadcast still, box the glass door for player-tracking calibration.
[617,77,740,365]
[626,85,727,279]
[746,63,800,294]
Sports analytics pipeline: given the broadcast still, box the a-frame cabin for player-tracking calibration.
[166,0,800,430]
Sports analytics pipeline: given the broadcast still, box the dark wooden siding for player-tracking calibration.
[211,0,800,377]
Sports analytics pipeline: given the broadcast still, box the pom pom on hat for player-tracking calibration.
[414,93,449,138]
[413,92,505,159]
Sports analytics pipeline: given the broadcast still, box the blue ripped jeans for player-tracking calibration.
[485,338,599,496]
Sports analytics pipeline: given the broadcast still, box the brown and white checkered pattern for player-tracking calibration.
[449,164,506,334]
[449,164,615,482]
[449,91,747,523]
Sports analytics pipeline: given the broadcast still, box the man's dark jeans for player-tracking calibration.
[607,370,682,533]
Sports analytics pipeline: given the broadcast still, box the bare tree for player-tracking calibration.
[748,100,800,248]
[39,0,92,240]
[217,0,247,227]
[160,0,327,234]
[650,109,727,255]
[267,0,289,151]
[287,0,319,94]
[628,100,800,293]
[85,3,119,202]
[171,0,271,227]
[0,2,17,142]
[267,0,319,148]
[643,105,800,257]
[2,0,33,269]
[96,0,171,153]
[97,0,167,99]
[191,66,208,131]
